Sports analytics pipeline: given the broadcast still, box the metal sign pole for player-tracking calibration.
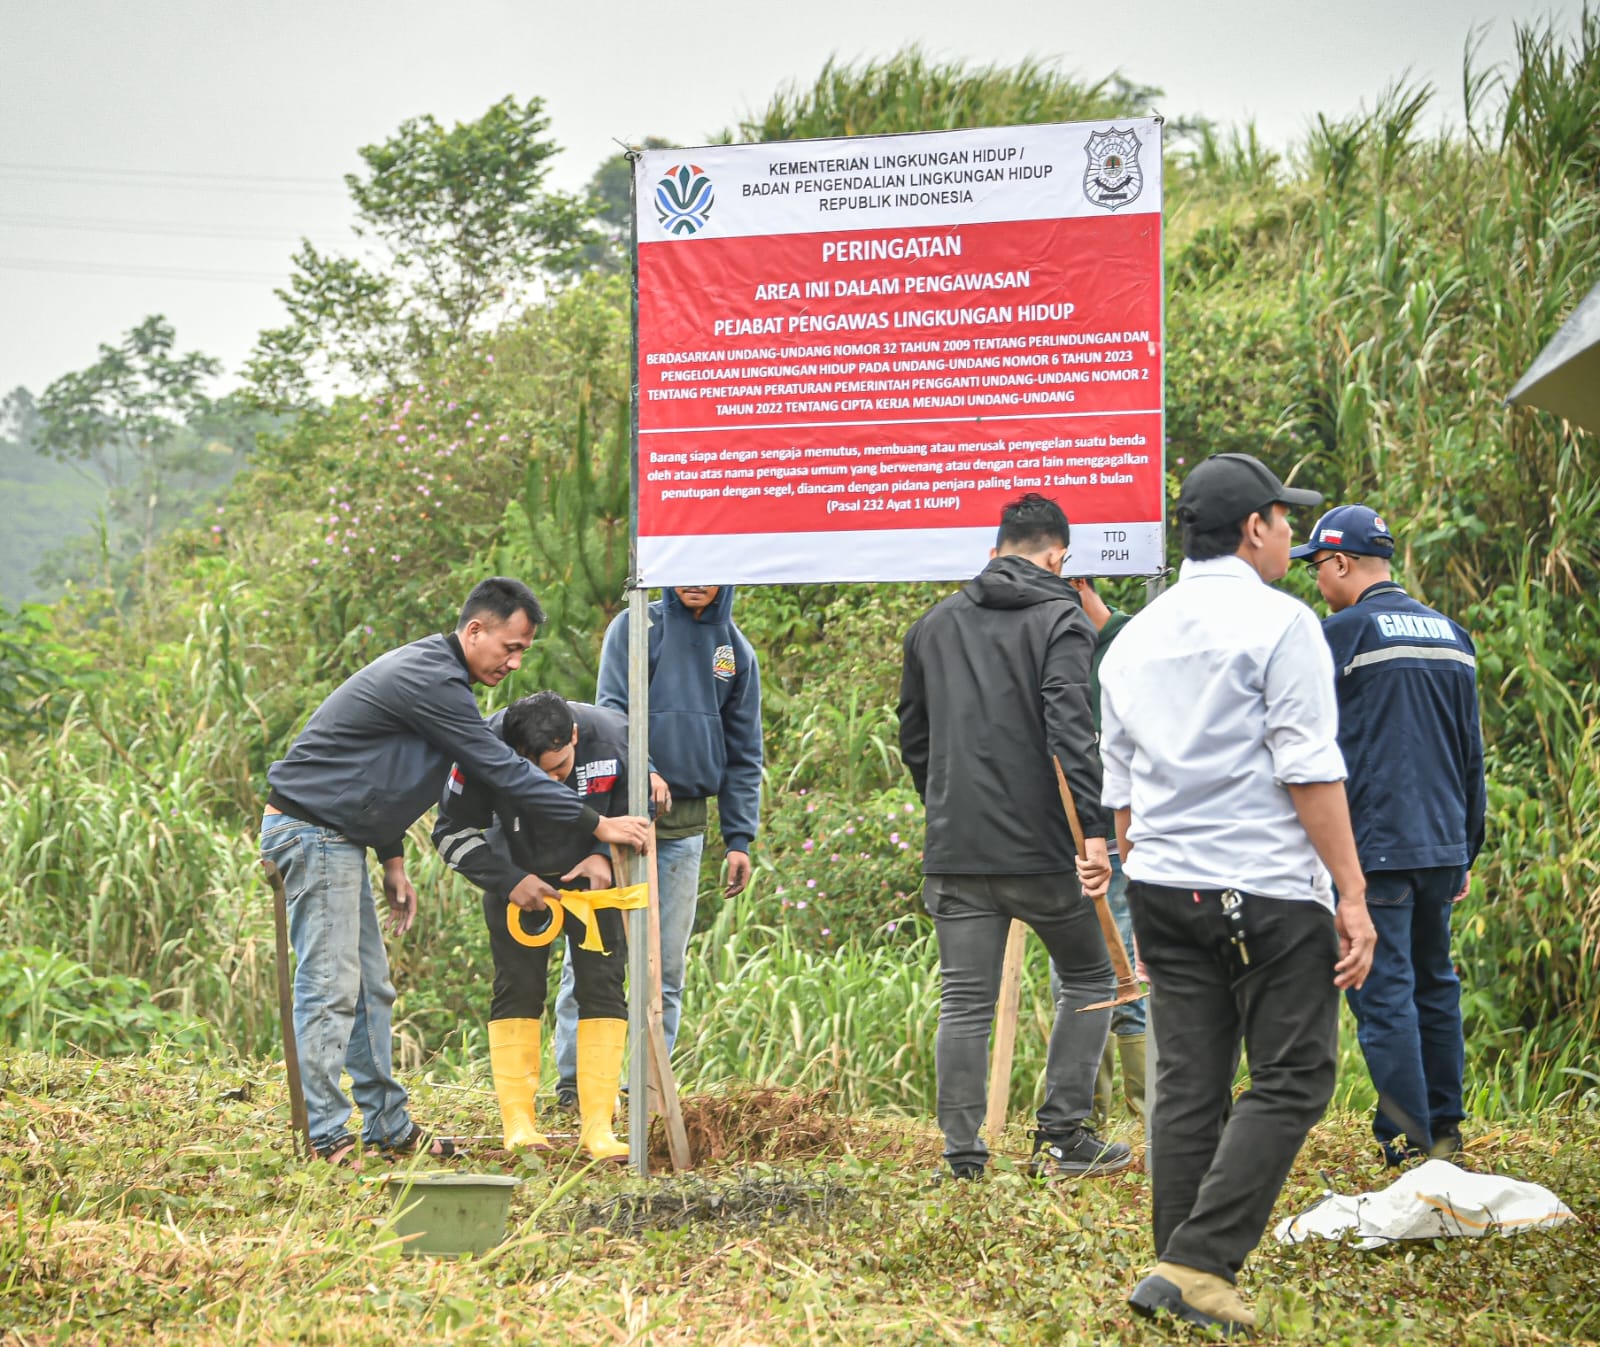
[626,590,650,1173]
[625,150,651,1176]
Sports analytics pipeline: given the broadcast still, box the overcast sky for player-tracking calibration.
[0,0,1583,400]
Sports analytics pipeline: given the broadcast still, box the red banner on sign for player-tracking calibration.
[635,123,1164,583]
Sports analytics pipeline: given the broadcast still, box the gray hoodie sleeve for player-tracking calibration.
[595,611,630,712]
[717,644,763,853]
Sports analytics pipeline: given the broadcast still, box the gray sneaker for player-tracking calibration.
[554,1084,578,1114]
[1029,1126,1133,1178]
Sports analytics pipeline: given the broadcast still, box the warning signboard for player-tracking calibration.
[634,119,1163,584]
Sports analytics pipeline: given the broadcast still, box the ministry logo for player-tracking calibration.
[654,164,715,236]
[1083,129,1144,212]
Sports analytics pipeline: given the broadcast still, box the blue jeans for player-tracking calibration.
[260,814,411,1151]
[554,832,706,1088]
[1051,855,1146,1035]
[1345,866,1467,1158]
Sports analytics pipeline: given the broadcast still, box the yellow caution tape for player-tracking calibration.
[505,898,564,948]
[504,883,648,954]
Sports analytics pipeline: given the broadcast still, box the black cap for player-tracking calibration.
[1177,453,1323,531]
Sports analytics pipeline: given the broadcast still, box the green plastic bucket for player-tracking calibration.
[383,1173,521,1257]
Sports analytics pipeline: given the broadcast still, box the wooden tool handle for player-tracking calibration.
[1051,756,1140,991]
[1051,755,1089,855]
[984,920,1028,1141]
[263,859,311,1159]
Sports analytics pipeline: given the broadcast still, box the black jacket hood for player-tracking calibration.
[964,554,1077,610]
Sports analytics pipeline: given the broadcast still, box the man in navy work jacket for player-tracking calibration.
[552,583,763,1104]
[1295,504,1485,1166]
[260,578,651,1166]
[434,692,641,1163]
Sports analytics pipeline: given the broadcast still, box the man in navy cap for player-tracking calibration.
[1294,505,1485,1167]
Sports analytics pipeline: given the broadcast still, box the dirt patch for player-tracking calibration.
[647,1085,857,1167]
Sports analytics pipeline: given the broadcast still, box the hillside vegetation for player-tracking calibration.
[2,15,1598,1132]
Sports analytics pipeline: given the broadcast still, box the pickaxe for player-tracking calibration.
[1052,756,1146,1013]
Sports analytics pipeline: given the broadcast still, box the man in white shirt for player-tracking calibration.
[1100,453,1377,1338]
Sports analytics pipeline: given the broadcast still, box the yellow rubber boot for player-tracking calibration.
[576,1018,631,1163]
[488,1018,549,1150]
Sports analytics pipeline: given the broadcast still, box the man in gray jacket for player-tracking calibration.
[260,577,650,1165]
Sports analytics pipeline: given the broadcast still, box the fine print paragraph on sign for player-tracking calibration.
[634,120,1164,585]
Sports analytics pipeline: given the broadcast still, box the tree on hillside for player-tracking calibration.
[734,48,1160,142]
[0,388,107,605]
[246,96,591,405]
[34,318,268,603]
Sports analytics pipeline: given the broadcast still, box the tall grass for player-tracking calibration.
[733,49,1156,144]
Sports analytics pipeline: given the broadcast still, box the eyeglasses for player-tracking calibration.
[1302,553,1345,570]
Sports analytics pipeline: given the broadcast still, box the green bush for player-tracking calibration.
[0,947,211,1055]
[756,787,925,948]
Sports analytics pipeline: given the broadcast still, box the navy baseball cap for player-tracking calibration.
[1289,504,1397,560]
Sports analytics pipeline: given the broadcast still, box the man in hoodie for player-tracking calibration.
[261,578,652,1166]
[434,691,640,1163]
[899,493,1131,1182]
[551,584,763,1103]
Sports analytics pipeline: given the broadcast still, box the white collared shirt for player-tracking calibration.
[1099,554,1346,906]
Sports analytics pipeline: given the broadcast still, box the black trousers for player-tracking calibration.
[483,882,627,1023]
[1129,881,1339,1281]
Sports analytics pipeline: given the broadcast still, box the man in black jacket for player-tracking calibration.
[434,692,637,1163]
[260,578,650,1166]
[899,494,1130,1181]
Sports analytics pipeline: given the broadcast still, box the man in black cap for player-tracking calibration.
[1099,453,1377,1336]
[1295,505,1484,1167]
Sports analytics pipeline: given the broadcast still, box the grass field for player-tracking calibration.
[1,1050,1594,1345]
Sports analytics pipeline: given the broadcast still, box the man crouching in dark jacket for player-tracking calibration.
[899,493,1131,1181]
[434,692,641,1163]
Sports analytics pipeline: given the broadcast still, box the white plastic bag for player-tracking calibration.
[1274,1160,1574,1251]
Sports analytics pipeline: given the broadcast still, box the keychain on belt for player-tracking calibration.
[1220,888,1251,966]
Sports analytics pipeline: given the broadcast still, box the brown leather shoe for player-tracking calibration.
[1129,1261,1256,1337]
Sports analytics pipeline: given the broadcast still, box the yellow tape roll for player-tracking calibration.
[505,896,564,948]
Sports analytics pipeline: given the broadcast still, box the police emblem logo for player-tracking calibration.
[712,644,737,681]
[1083,129,1144,212]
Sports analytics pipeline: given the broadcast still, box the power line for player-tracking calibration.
[0,256,289,285]
[0,161,349,197]
[0,211,347,244]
